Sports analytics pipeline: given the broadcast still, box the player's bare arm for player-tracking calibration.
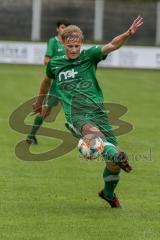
[102,16,143,55]
[32,76,51,114]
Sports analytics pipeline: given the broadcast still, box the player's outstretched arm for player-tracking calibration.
[102,16,143,55]
[32,76,51,114]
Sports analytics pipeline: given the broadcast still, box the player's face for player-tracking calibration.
[63,39,82,59]
[57,24,67,36]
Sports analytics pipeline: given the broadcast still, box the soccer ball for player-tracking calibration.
[78,134,104,159]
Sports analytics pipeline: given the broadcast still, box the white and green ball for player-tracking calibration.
[78,134,104,159]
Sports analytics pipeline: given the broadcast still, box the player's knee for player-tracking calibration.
[82,123,104,138]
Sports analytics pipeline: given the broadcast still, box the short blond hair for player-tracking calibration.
[61,25,84,43]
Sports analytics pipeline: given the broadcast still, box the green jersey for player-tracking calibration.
[46,46,107,121]
[45,36,65,58]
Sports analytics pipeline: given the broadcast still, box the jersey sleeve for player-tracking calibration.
[86,46,107,64]
[46,61,54,79]
[45,38,55,57]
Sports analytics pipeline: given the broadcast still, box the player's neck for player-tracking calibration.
[57,35,62,42]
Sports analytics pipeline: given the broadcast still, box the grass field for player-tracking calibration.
[0,64,160,240]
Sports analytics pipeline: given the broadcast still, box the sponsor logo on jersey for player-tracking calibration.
[58,69,78,81]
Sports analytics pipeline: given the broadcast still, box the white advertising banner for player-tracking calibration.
[0,41,46,64]
[0,41,160,69]
[99,46,160,69]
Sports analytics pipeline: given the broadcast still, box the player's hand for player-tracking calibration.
[128,16,143,35]
[31,101,42,115]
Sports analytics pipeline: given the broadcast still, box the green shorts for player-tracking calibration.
[66,110,117,146]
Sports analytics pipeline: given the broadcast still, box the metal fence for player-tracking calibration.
[0,0,159,46]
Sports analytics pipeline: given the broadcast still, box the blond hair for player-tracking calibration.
[61,25,84,43]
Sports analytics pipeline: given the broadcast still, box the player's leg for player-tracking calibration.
[81,123,120,203]
[97,115,132,207]
[84,112,132,172]
[67,108,131,207]
[68,118,120,163]
[81,122,131,208]
[98,165,121,208]
[26,107,51,144]
[26,93,60,144]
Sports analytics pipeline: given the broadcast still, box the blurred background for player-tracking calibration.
[0,2,160,239]
[0,0,159,46]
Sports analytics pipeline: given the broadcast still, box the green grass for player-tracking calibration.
[0,64,160,240]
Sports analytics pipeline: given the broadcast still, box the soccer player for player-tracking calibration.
[32,16,143,207]
[44,19,71,65]
[26,19,70,144]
